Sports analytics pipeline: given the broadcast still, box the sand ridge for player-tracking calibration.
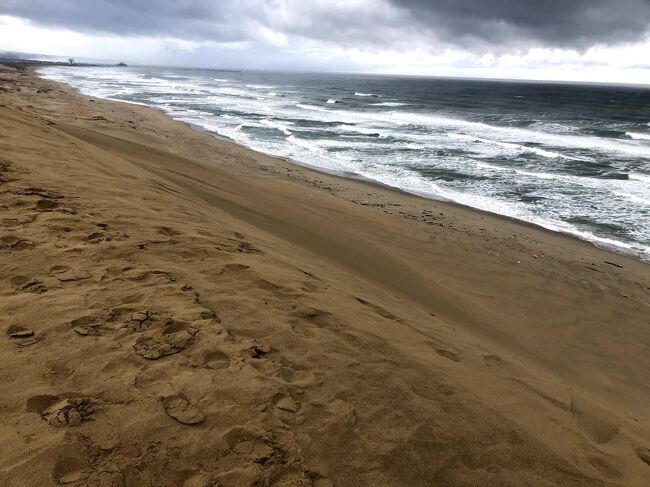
[1,65,650,486]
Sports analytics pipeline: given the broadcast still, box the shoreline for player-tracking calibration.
[35,65,650,264]
[2,63,650,486]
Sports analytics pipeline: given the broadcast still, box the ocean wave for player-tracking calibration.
[332,109,650,158]
[470,163,650,205]
[370,102,409,107]
[36,65,650,261]
[348,162,649,257]
[448,133,576,160]
[629,172,650,183]
[296,103,329,112]
[259,119,293,136]
[626,131,650,141]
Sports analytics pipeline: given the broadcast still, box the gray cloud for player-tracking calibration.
[1,0,649,52]
[393,0,650,48]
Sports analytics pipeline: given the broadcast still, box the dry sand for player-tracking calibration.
[1,64,649,486]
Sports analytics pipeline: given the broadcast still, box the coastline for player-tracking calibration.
[36,65,650,263]
[2,63,650,486]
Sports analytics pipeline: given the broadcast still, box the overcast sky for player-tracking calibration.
[1,0,650,83]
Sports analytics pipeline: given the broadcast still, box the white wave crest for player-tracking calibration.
[296,103,328,112]
[448,133,574,160]
[629,172,650,183]
[626,131,650,141]
[371,102,409,107]
[260,119,293,136]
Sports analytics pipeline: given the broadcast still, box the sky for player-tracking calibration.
[1,0,650,83]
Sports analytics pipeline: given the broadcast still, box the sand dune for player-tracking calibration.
[1,65,649,486]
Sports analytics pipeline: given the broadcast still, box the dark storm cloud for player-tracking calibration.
[1,0,649,50]
[393,0,650,48]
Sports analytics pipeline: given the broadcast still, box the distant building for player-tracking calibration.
[68,58,75,65]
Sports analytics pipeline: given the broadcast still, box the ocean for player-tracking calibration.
[39,66,650,261]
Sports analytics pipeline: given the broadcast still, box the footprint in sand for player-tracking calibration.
[222,427,280,465]
[292,307,345,332]
[0,235,34,250]
[218,263,250,275]
[21,187,63,199]
[1,215,36,228]
[10,275,47,293]
[34,198,60,211]
[437,384,456,396]
[435,348,461,362]
[355,297,400,320]
[6,324,43,347]
[424,341,461,362]
[86,231,106,243]
[278,366,318,388]
[162,394,204,425]
[52,453,88,485]
[199,309,220,322]
[6,324,34,339]
[157,225,180,237]
[201,350,230,370]
[71,315,102,336]
[483,354,503,366]
[26,393,97,427]
[237,241,263,254]
[232,440,276,465]
[275,396,300,414]
[123,310,158,332]
[637,447,650,466]
[133,319,198,359]
[56,269,92,282]
[249,344,271,359]
[49,265,70,275]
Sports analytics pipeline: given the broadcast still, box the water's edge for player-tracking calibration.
[36,68,650,264]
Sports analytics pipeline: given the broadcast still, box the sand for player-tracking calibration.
[0,64,649,486]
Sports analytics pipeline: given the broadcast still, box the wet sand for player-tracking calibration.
[1,64,650,486]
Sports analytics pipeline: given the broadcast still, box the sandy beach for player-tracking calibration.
[1,64,650,486]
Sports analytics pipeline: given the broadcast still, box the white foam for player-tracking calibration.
[296,103,328,112]
[371,102,409,107]
[354,92,379,97]
[448,133,574,160]
[260,119,293,136]
[333,109,649,158]
[350,162,650,257]
[630,172,650,183]
[613,192,650,206]
[626,131,650,141]
[37,65,650,261]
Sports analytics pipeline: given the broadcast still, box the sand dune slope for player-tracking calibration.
[1,66,650,486]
